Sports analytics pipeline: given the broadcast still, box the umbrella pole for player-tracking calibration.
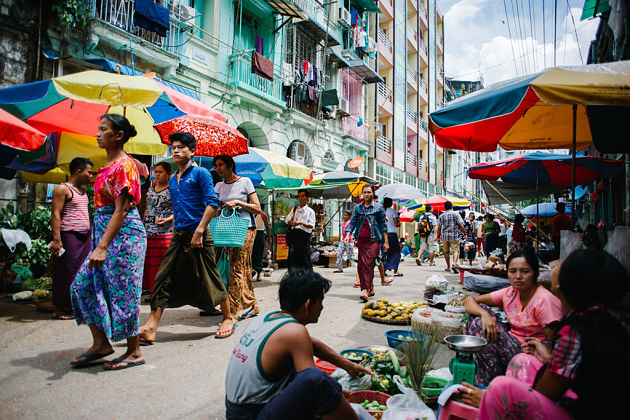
[473,182,551,243]
[571,104,577,228]
[322,182,362,230]
[536,166,540,255]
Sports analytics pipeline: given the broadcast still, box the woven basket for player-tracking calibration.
[348,390,391,420]
[209,207,249,247]
[361,312,411,325]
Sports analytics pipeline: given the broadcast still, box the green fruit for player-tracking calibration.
[379,405,388,411]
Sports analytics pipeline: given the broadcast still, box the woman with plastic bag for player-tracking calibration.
[214,154,261,322]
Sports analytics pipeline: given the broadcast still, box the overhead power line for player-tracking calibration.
[566,0,584,63]
[503,0,519,76]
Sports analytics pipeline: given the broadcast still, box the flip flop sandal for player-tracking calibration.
[333,269,343,273]
[200,309,222,316]
[104,359,146,371]
[215,323,236,339]
[52,313,74,320]
[353,283,360,288]
[139,337,154,346]
[238,311,259,321]
[359,293,369,302]
[381,278,394,286]
[70,350,115,367]
[368,289,375,297]
[394,273,404,277]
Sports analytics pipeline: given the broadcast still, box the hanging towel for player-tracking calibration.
[303,61,309,76]
[252,51,274,81]
[357,116,363,127]
[313,65,318,87]
[134,0,170,36]
[351,10,359,27]
[255,34,264,55]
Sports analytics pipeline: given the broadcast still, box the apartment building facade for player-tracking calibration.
[373,0,445,196]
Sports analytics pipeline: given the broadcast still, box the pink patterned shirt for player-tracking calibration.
[490,285,562,344]
[93,156,141,209]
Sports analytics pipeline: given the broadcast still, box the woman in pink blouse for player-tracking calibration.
[458,249,630,420]
[464,248,562,385]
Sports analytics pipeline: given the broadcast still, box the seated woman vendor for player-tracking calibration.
[458,249,630,419]
[464,248,562,385]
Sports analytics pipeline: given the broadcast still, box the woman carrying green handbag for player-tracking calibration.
[214,155,262,322]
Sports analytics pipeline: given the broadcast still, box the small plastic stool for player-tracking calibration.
[438,400,479,420]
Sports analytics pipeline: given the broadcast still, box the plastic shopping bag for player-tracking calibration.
[425,274,448,292]
[1,228,31,252]
[216,248,230,289]
[332,368,373,392]
[351,403,377,420]
[382,376,436,420]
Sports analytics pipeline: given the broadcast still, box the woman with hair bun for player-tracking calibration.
[70,114,148,370]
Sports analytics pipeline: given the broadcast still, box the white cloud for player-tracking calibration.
[444,2,600,85]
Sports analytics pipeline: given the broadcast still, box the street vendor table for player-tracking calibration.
[454,265,507,284]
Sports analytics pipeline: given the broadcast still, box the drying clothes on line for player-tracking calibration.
[320,89,339,107]
[252,51,274,81]
[282,62,294,86]
[255,34,264,55]
[351,10,359,27]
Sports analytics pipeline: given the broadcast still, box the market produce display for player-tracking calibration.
[361,299,427,325]
[359,399,388,412]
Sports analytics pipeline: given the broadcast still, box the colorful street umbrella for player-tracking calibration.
[409,195,471,212]
[376,183,425,204]
[398,208,418,223]
[308,171,378,199]
[163,147,313,189]
[0,108,47,151]
[155,115,248,157]
[0,70,227,180]
[429,61,630,153]
[520,203,572,217]
[467,152,623,187]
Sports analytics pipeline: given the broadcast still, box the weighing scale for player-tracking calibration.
[443,335,487,385]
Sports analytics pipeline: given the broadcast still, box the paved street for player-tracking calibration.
[0,256,466,420]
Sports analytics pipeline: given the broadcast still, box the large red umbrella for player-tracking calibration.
[0,108,47,151]
[155,115,248,157]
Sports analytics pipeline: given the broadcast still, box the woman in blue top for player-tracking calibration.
[344,184,389,302]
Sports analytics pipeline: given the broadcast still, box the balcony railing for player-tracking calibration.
[418,158,427,171]
[378,82,392,100]
[419,76,426,91]
[437,32,443,49]
[89,0,187,55]
[418,1,427,19]
[407,65,418,86]
[419,119,427,132]
[406,106,417,124]
[376,135,392,154]
[407,22,418,46]
[378,28,392,54]
[341,115,368,141]
[418,38,427,56]
[406,152,417,166]
[230,54,284,103]
[436,99,444,109]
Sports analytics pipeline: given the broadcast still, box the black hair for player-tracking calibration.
[514,214,525,224]
[383,197,393,208]
[343,210,352,217]
[100,114,137,145]
[444,200,453,210]
[169,132,196,151]
[506,247,539,278]
[214,154,236,174]
[155,161,172,174]
[425,204,432,212]
[459,210,466,219]
[484,213,494,220]
[555,249,630,419]
[278,269,331,312]
[556,202,566,213]
[297,189,310,197]
[69,157,93,175]
[362,184,375,193]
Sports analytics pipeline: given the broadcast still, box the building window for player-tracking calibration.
[393,168,404,184]
[287,140,312,166]
[376,161,391,185]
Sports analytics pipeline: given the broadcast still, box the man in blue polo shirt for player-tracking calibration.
[139,132,235,343]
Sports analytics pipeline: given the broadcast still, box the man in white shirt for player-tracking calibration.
[285,189,316,271]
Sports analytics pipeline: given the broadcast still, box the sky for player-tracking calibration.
[440,0,601,86]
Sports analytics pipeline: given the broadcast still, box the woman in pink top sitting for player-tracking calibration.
[464,248,562,385]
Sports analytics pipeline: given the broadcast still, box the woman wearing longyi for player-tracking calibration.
[463,248,562,385]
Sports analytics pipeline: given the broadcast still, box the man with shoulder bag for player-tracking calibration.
[415,204,438,267]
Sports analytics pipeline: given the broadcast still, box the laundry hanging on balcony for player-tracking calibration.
[320,89,339,107]
[134,0,170,36]
[251,51,274,81]
[255,34,264,55]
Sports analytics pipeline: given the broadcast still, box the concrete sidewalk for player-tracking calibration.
[0,255,467,420]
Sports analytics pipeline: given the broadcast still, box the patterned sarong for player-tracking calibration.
[71,206,147,342]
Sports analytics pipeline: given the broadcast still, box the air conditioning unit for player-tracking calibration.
[170,2,196,25]
[338,97,350,115]
[337,7,351,27]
